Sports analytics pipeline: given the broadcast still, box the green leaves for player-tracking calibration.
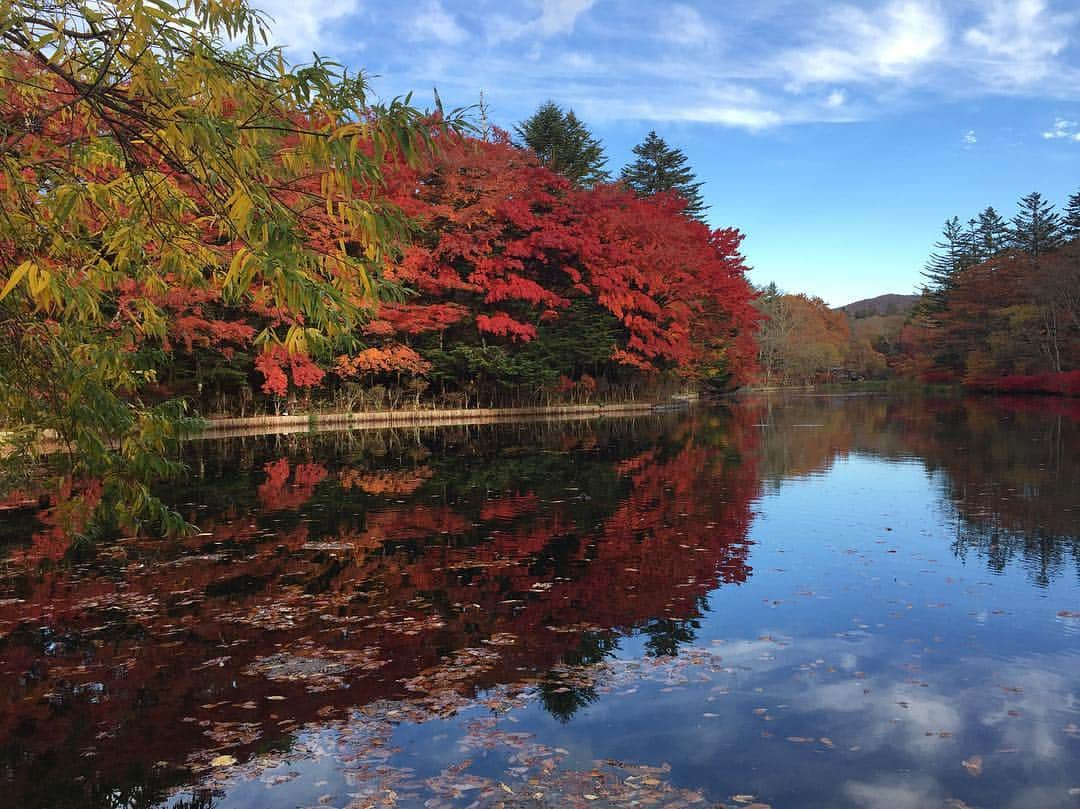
[0,0,454,536]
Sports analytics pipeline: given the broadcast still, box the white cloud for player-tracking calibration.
[844,775,944,809]
[255,0,362,56]
[780,1,947,86]
[962,129,977,145]
[964,0,1073,85]
[536,0,596,36]
[661,4,709,45]
[1042,118,1080,140]
[299,0,1080,134]
[484,0,595,44]
[412,0,468,45]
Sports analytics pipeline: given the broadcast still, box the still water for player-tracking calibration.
[1,394,1078,809]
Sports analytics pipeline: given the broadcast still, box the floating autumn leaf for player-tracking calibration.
[961,755,983,776]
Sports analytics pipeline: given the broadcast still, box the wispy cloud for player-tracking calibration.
[257,0,1080,132]
[255,0,363,56]
[1042,117,1080,140]
[964,0,1074,85]
[411,0,468,45]
[660,4,709,45]
[536,0,596,36]
[779,0,948,87]
[962,129,977,146]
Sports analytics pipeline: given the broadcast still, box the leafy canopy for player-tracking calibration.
[0,0,448,533]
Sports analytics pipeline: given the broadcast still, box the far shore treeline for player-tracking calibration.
[754,192,1079,394]
[0,0,1077,535]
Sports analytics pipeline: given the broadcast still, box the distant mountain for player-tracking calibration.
[837,293,919,318]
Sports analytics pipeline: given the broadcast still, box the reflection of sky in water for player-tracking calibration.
[187,449,1080,809]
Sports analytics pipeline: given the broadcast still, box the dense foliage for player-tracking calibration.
[152,131,758,411]
[0,0,448,529]
[899,190,1080,391]
[753,285,885,385]
[0,1,759,531]
[368,132,758,406]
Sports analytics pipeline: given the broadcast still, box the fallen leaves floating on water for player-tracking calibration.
[961,755,983,776]
[210,755,237,767]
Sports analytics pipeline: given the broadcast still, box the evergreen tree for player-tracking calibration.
[1010,191,1063,257]
[1063,191,1080,241]
[976,206,1010,258]
[965,218,982,263]
[922,216,974,307]
[515,101,609,186]
[620,131,707,221]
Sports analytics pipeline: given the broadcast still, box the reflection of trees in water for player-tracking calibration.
[538,630,618,722]
[0,409,758,807]
[751,393,1079,583]
[952,522,1079,587]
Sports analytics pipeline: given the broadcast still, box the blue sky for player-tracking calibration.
[254,0,1080,306]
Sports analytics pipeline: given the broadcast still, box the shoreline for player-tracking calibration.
[192,401,682,440]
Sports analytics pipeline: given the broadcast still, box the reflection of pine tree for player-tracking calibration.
[640,595,708,657]
[538,631,619,722]
[538,675,599,723]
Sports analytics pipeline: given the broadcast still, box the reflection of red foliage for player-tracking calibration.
[967,370,1080,396]
[257,459,328,511]
[5,478,103,564]
[339,467,433,496]
[0,413,760,802]
[479,493,540,522]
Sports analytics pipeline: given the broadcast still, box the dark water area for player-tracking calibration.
[1,394,1078,809]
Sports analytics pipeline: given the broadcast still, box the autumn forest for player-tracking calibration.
[2,2,1080,808]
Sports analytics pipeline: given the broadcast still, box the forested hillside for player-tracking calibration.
[896,193,1080,393]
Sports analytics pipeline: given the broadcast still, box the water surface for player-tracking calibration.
[1,394,1078,808]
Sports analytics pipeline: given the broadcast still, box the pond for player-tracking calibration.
[1,394,1078,809]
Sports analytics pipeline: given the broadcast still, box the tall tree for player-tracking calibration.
[620,131,707,221]
[514,101,609,186]
[1063,191,1080,241]
[976,206,1011,258]
[1010,191,1063,257]
[922,216,974,307]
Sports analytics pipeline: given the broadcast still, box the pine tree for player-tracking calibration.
[975,206,1010,257]
[620,131,707,221]
[965,218,982,264]
[1062,191,1080,241]
[1010,191,1063,257]
[922,216,974,307]
[515,101,609,187]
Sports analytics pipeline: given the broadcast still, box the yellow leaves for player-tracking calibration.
[228,187,255,230]
[0,261,60,311]
[0,260,33,302]
[224,247,255,296]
